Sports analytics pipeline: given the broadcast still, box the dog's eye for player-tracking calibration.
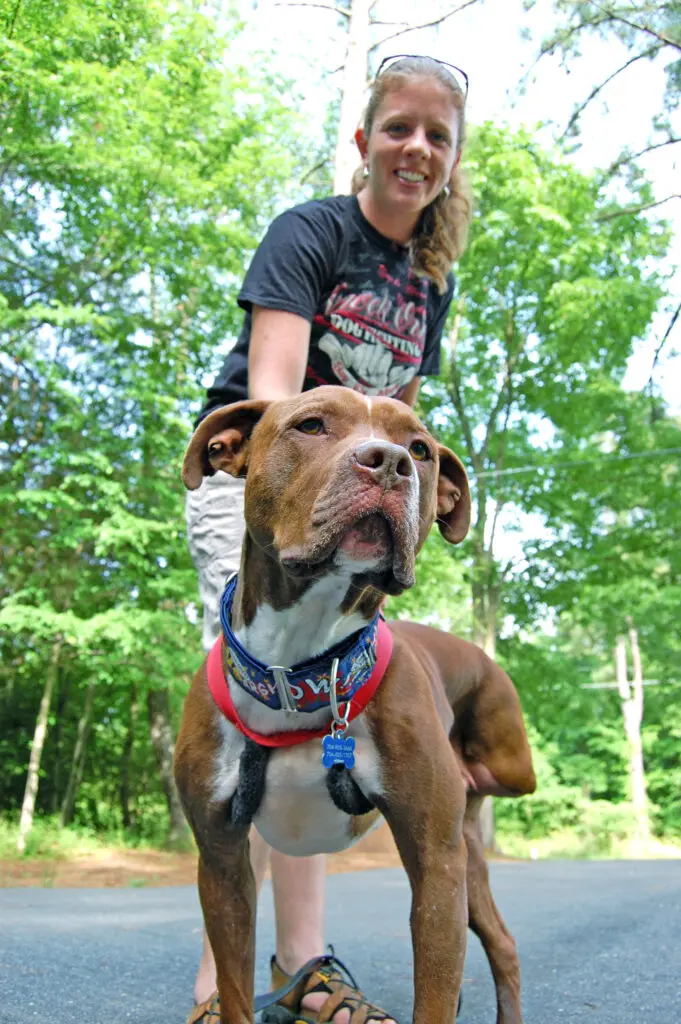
[409,440,431,461]
[296,418,325,435]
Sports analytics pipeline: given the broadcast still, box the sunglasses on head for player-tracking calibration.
[374,54,469,101]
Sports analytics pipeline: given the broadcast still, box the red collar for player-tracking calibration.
[206,618,393,748]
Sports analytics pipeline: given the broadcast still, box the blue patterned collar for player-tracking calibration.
[219,575,380,713]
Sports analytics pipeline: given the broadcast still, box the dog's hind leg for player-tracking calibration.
[464,796,523,1024]
[370,702,469,1024]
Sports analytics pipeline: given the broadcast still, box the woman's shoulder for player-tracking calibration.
[272,194,354,234]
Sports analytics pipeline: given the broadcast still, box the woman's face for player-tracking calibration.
[357,76,461,219]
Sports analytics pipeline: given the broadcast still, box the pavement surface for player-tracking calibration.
[1,860,680,1023]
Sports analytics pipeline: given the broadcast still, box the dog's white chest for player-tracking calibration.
[254,730,382,854]
[253,744,345,855]
[255,719,384,855]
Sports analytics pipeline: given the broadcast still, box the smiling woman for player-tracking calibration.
[356,78,460,236]
[198,54,472,430]
[184,52,473,1024]
[351,55,471,292]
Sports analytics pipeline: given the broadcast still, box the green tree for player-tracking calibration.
[0,0,304,845]
[420,121,670,657]
[505,397,681,839]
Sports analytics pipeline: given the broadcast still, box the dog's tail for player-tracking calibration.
[451,651,536,797]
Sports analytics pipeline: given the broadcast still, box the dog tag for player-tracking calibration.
[322,733,356,770]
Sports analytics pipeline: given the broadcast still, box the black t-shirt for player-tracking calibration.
[198,195,454,422]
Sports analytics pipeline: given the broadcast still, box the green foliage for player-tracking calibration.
[420,121,672,648]
[415,122,679,844]
[0,0,306,840]
[495,726,586,837]
[495,724,644,856]
[641,685,681,836]
[0,814,177,859]
[2,2,679,851]
[497,802,646,859]
[389,530,471,635]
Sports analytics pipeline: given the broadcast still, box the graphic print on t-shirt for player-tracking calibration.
[308,250,430,398]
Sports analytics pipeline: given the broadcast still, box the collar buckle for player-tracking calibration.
[268,665,299,713]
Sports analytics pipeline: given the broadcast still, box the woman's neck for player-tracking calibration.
[356,188,418,246]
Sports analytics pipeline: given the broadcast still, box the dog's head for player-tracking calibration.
[183,386,470,595]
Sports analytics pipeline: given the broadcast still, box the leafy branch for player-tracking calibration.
[560,43,662,139]
[590,2,681,52]
[607,135,681,176]
[370,0,482,49]
[596,193,681,220]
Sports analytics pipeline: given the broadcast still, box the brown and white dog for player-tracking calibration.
[175,386,536,1024]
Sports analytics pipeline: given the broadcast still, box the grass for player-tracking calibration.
[3,816,680,867]
[497,830,681,861]
[0,817,163,861]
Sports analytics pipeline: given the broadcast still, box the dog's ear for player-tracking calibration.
[435,445,471,544]
[182,400,270,490]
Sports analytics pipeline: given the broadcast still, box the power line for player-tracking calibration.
[474,446,681,480]
[581,679,679,690]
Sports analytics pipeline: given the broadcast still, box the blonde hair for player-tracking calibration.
[351,56,473,294]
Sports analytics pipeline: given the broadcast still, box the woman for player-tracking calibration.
[187,54,472,1024]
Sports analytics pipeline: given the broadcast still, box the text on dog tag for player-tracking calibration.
[322,733,356,770]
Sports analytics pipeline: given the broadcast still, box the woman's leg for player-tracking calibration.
[271,849,327,974]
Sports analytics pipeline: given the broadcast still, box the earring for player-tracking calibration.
[442,184,451,198]
[362,165,369,179]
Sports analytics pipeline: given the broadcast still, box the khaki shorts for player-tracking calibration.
[185,471,246,653]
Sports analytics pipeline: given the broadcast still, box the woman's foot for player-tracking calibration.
[266,952,397,1024]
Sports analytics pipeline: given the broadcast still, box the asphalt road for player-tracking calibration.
[1,860,679,1024]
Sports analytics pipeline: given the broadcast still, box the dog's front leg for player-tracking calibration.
[372,713,468,1024]
[197,821,256,1024]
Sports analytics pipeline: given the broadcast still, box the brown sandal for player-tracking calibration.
[263,952,395,1024]
[186,952,459,1023]
[186,991,221,1024]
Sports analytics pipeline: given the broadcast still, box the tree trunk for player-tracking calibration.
[49,670,66,814]
[471,577,487,651]
[59,680,96,827]
[17,635,63,853]
[482,583,499,662]
[470,534,499,850]
[333,0,371,194]
[147,687,190,847]
[471,577,497,655]
[471,534,489,650]
[120,683,139,830]
[614,630,650,843]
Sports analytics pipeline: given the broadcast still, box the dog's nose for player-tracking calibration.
[353,440,413,486]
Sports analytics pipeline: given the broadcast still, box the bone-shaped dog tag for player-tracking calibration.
[322,733,356,770]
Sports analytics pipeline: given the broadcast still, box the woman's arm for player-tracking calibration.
[400,376,421,407]
[248,306,311,401]
[248,305,422,407]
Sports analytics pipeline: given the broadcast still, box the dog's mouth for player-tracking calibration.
[279,506,416,594]
[337,512,393,564]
